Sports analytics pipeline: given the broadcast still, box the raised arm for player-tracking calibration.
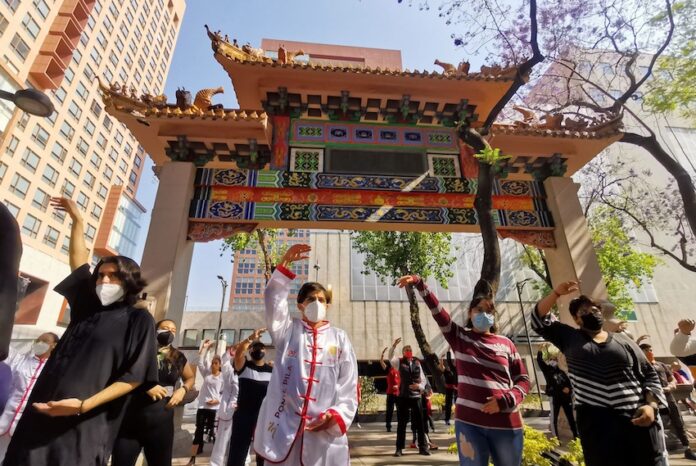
[398,275,460,347]
[535,280,580,319]
[264,244,310,345]
[379,347,388,371]
[387,337,401,368]
[234,328,265,372]
[50,197,88,271]
[197,340,213,376]
[671,320,696,357]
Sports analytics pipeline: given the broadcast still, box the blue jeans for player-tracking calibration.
[454,421,523,466]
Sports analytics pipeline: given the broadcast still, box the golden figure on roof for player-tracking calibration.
[193,86,224,111]
[434,59,470,76]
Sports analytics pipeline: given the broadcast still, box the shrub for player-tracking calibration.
[358,376,379,414]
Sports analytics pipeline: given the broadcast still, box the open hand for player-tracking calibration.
[251,327,267,341]
[481,397,500,414]
[49,197,81,220]
[166,387,186,408]
[397,275,417,288]
[280,244,310,267]
[34,398,82,417]
[392,337,402,347]
[678,319,695,335]
[553,281,580,297]
[146,385,168,401]
[305,411,337,432]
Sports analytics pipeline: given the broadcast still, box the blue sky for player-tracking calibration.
[132,0,479,309]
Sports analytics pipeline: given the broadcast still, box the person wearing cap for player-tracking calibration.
[253,244,358,466]
[227,328,272,466]
[399,275,530,466]
[532,281,668,466]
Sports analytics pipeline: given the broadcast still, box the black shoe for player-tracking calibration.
[685,448,696,460]
[386,426,391,432]
[393,449,403,457]
[419,449,431,456]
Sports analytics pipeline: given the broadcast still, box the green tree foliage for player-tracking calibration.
[589,210,660,316]
[351,231,456,389]
[220,229,293,282]
[645,0,696,121]
[358,376,379,414]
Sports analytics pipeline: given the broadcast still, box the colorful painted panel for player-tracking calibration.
[290,148,323,172]
[290,119,459,151]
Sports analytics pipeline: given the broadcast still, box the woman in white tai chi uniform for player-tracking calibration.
[253,244,359,466]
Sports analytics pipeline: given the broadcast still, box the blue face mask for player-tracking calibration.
[472,312,495,332]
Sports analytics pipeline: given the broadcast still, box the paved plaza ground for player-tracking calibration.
[172,413,696,465]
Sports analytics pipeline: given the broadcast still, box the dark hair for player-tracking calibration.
[464,295,498,334]
[211,355,222,364]
[297,282,332,304]
[250,341,265,351]
[92,256,147,305]
[569,295,598,317]
[39,332,60,344]
[155,319,182,366]
[639,343,652,351]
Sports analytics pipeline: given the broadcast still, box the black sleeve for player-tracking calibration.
[234,360,250,376]
[115,309,159,385]
[53,264,99,322]
[530,304,576,352]
[176,351,188,380]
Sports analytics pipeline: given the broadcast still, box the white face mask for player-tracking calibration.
[32,341,50,356]
[95,283,125,306]
[303,300,327,323]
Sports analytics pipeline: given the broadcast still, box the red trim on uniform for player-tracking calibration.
[2,357,45,436]
[326,408,347,435]
[276,264,296,279]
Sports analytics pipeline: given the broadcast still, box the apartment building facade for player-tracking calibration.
[0,0,185,338]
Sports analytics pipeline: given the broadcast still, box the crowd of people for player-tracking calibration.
[0,197,695,466]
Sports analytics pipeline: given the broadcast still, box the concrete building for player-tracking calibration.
[0,0,185,339]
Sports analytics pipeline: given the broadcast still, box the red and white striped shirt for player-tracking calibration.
[413,276,530,430]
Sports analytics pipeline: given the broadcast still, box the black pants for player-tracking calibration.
[227,408,264,466]
[551,394,578,438]
[444,387,456,423]
[386,394,397,430]
[396,397,426,451]
[112,398,174,466]
[193,408,217,450]
[666,393,690,447]
[576,405,665,466]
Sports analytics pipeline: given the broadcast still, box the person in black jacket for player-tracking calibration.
[537,343,578,438]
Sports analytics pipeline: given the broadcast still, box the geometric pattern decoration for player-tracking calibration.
[290,148,323,172]
[190,167,555,233]
[187,221,257,242]
[428,154,461,178]
[498,229,557,248]
[291,119,459,151]
[165,136,272,169]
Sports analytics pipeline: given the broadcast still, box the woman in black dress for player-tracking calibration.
[2,197,159,466]
[112,318,195,466]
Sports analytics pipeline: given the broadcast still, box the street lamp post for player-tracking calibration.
[215,275,228,355]
[516,278,544,410]
[0,88,54,117]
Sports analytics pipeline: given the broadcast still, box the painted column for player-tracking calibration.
[542,176,608,325]
[140,161,195,325]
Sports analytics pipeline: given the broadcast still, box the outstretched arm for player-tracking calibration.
[398,275,460,347]
[50,198,88,271]
[234,327,265,372]
[197,340,213,376]
[387,337,401,367]
[379,347,388,371]
[671,320,696,357]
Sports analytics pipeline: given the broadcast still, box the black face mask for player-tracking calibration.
[250,349,265,361]
[157,330,174,347]
[580,312,604,332]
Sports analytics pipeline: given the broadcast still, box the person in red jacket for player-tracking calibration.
[380,341,401,433]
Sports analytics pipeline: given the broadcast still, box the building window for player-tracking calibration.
[104,166,113,180]
[0,162,7,183]
[102,68,113,83]
[54,86,67,103]
[32,188,50,211]
[118,159,128,174]
[5,0,20,12]
[64,66,74,83]
[75,81,89,101]
[5,136,19,156]
[59,121,75,142]
[90,100,102,118]
[96,133,107,149]
[9,173,30,198]
[22,13,40,40]
[182,329,199,347]
[22,214,41,238]
[76,137,89,156]
[76,192,89,211]
[85,224,96,240]
[43,226,60,247]
[4,201,20,217]
[90,152,102,169]
[33,0,50,19]
[128,171,138,186]
[83,171,95,188]
[91,204,102,220]
[42,165,58,186]
[109,52,118,67]
[103,116,113,132]
[61,236,70,254]
[10,34,30,61]
[96,31,107,49]
[115,131,124,145]
[90,49,101,66]
[68,101,82,121]
[102,16,114,34]
[30,124,50,148]
[20,148,40,172]
[84,118,96,136]
[80,30,90,47]
[97,184,108,199]
[51,142,67,163]
[61,179,75,197]
[69,159,82,177]
[201,329,217,341]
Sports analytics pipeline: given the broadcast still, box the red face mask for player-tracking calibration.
[404,351,413,359]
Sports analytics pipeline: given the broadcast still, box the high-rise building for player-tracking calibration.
[0,0,186,338]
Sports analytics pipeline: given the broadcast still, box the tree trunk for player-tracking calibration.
[621,132,696,239]
[404,284,445,392]
[256,229,273,283]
